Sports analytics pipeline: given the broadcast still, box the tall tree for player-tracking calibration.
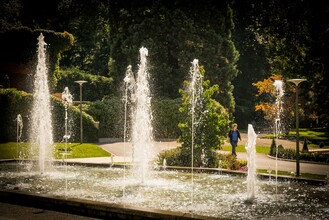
[108,0,239,115]
[232,0,329,128]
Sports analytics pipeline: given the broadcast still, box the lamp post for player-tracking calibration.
[287,78,306,177]
[75,80,87,144]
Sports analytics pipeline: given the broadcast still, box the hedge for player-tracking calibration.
[0,88,98,143]
[85,96,182,139]
[54,67,113,101]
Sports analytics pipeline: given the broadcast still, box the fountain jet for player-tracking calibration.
[130,47,154,183]
[29,33,54,174]
[246,124,257,200]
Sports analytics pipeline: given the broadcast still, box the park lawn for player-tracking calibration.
[221,145,270,154]
[0,142,110,160]
[289,128,329,147]
[0,142,30,159]
[265,128,329,147]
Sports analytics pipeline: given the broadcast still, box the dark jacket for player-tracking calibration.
[228,129,241,142]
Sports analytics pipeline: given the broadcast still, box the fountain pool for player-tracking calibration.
[0,163,328,219]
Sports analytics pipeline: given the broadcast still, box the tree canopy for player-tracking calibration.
[0,0,328,129]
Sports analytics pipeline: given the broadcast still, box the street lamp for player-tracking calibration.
[287,78,307,177]
[75,80,87,144]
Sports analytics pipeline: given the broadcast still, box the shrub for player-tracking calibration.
[152,97,182,139]
[218,154,241,170]
[177,68,229,168]
[54,67,113,101]
[0,88,98,143]
[302,137,309,152]
[85,96,123,138]
[270,138,276,156]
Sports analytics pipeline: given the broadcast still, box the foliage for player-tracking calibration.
[253,74,282,120]
[0,88,98,143]
[302,137,309,152]
[252,74,295,133]
[177,68,229,167]
[85,96,182,139]
[157,147,244,170]
[51,95,99,143]
[218,154,241,170]
[0,27,74,87]
[108,1,239,113]
[287,128,329,147]
[85,96,123,138]
[269,138,276,156]
[54,67,113,101]
[233,1,329,127]
[1,0,328,131]
[269,144,329,164]
[59,0,112,76]
[152,97,182,139]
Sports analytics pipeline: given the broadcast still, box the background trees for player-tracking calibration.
[0,0,328,139]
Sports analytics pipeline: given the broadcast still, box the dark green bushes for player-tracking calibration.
[85,96,182,139]
[269,144,329,163]
[54,67,113,101]
[0,88,98,143]
[157,147,246,170]
[157,147,221,168]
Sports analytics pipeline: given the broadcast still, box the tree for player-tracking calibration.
[233,0,328,127]
[108,0,239,115]
[252,74,294,133]
[178,66,229,167]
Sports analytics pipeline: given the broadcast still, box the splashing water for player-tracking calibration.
[29,33,53,174]
[273,79,285,195]
[188,59,204,206]
[246,124,257,200]
[16,114,23,142]
[130,47,154,183]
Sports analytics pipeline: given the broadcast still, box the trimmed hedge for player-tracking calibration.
[269,144,329,163]
[0,88,98,143]
[54,67,113,101]
[85,96,182,139]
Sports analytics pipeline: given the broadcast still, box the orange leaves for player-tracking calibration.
[252,74,283,96]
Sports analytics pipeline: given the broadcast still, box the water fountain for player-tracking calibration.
[61,87,73,197]
[124,47,154,183]
[61,87,73,160]
[29,33,54,174]
[188,59,204,206]
[15,114,23,159]
[1,46,328,219]
[273,79,284,195]
[245,124,257,201]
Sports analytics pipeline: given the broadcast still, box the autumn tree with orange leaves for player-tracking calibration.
[252,74,294,134]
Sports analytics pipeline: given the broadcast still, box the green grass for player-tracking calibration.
[221,145,270,154]
[0,142,30,159]
[264,128,329,148]
[288,128,329,146]
[54,143,111,159]
[257,168,326,180]
[0,142,111,159]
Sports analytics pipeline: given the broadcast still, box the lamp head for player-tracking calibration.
[287,79,307,86]
[74,80,88,85]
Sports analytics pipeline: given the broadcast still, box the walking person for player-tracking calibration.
[228,123,241,157]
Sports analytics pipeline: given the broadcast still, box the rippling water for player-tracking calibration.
[1,163,328,219]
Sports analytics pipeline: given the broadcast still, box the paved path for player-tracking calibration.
[64,134,329,176]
